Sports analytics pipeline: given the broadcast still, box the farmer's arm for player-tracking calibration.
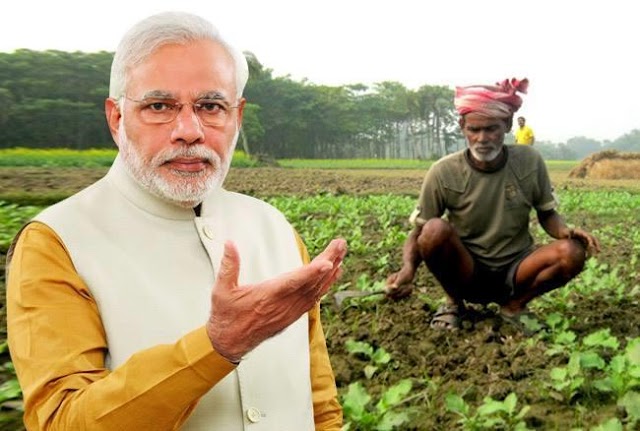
[395,225,423,282]
[386,164,446,299]
[384,225,423,299]
[537,209,572,239]
[7,222,235,430]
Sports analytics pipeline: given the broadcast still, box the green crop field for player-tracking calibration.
[1,153,639,430]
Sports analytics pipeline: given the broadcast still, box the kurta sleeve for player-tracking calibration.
[6,222,237,431]
[294,231,343,430]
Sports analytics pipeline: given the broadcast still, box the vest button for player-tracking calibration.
[246,407,262,423]
[202,225,214,239]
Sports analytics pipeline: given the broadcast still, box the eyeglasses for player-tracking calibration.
[122,96,239,127]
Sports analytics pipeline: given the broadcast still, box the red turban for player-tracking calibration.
[454,78,529,118]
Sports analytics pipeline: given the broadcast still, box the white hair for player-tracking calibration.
[109,11,249,100]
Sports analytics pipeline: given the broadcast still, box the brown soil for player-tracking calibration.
[3,164,638,203]
[1,166,639,430]
[0,166,428,199]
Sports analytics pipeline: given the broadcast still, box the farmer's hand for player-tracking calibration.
[206,238,347,363]
[570,228,601,256]
[384,269,414,301]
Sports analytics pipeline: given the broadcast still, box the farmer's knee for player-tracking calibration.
[417,218,454,250]
[557,239,587,277]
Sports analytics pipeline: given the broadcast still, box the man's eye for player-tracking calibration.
[144,102,173,112]
[197,101,225,113]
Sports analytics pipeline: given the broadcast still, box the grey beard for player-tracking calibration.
[469,146,502,162]
[117,126,238,208]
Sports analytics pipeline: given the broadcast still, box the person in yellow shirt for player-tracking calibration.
[6,11,347,430]
[514,116,535,145]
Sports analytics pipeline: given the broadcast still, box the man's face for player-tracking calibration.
[105,39,245,207]
[459,112,509,163]
[518,117,525,127]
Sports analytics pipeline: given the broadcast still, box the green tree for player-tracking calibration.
[239,103,265,155]
[605,129,640,152]
[0,88,14,125]
[566,136,603,159]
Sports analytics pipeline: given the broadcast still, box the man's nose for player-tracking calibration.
[476,130,489,142]
[171,104,205,144]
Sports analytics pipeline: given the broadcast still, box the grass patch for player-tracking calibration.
[0,148,261,168]
[277,158,435,170]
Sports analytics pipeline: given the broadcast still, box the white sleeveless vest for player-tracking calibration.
[35,156,315,430]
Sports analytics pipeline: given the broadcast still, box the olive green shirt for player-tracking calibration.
[411,145,556,268]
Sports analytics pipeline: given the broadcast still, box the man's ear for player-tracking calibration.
[235,97,247,128]
[105,98,122,147]
[458,116,465,130]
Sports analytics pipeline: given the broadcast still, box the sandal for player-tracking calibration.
[430,303,464,330]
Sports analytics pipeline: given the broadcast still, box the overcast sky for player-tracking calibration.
[2,0,637,143]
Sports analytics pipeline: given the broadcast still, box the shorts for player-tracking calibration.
[461,247,535,305]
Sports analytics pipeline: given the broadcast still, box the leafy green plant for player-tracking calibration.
[0,148,257,168]
[576,260,628,300]
[352,274,386,294]
[547,329,620,403]
[0,377,22,405]
[589,336,640,429]
[593,337,640,397]
[542,312,577,350]
[540,257,629,311]
[589,417,624,431]
[0,343,21,405]
[345,339,392,379]
[341,379,412,431]
[517,312,548,335]
[0,147,117,167]
[0,201,42,250]
[547,357,587,403]
[617,391,640,428]
[445,392,531,430]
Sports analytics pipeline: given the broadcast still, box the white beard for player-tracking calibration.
[469,145,502,163]
[117,124,238,208]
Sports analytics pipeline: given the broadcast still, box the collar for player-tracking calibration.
[106,154,223,220]
[464,146,508,173]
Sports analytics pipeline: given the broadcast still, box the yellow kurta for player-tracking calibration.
[7,158,342,430]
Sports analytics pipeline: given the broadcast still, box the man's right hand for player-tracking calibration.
[206,238,347,363]
[384,270,414,301]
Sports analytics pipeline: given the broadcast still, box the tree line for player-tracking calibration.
[0,50,638,159]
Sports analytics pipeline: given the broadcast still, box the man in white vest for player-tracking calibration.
[6,11,347,430]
